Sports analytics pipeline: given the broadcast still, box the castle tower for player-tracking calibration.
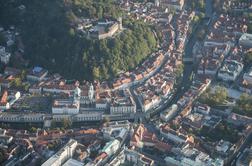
[118,17,123,30]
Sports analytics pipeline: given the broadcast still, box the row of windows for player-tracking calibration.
[76,117,101,121]
[111,107,135,113]
[53,116,101,121]
[0,117,43,121]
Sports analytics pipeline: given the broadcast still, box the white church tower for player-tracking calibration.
[88,83,94,102]
[74,86,81,101]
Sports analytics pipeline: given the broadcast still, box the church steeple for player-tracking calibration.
[74,86,81,100]
[88,83,94,101]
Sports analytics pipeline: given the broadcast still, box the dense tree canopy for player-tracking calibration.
[200,86,228,106]
[186,0,205,12]
[0,0,158,80]
[244,51,252,68]
[82,20,157,80]
[199,121,240,143]
[234,93,252,117]
[0,150,5,163]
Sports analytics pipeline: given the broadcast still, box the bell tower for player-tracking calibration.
[88,83,94,101]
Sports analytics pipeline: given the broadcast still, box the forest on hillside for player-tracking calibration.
[0,0,158,80]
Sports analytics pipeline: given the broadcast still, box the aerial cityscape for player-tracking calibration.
[0,0,252,166]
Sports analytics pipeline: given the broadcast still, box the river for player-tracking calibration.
[148,0,214,119]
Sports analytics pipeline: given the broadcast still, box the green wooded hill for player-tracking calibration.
[0,0,158,80]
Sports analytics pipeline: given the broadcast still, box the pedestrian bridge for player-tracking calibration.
[134,111,150,123]
[183,57,193,63]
